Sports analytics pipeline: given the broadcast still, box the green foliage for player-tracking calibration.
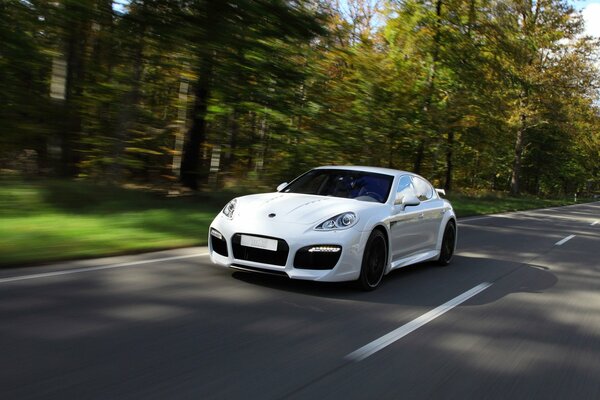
[0,0,598,196]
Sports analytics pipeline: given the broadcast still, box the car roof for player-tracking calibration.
[314,165,407,177]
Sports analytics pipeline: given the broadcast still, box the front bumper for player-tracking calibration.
[208,215,369,282]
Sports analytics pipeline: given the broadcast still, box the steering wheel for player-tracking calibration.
[364,191,383,203]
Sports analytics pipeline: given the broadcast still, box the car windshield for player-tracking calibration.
[281,169,394,203]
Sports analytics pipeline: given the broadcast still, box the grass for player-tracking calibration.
[446,192,583,218]
[0,178,591,266]
[0,178,236,266]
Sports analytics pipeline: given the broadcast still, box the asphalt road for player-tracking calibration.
[1,202,599,399]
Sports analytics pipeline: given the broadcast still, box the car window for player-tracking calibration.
[412,176,434,201]
[396,175,415,201]
[291,171,329,194]
[283,169,394,203]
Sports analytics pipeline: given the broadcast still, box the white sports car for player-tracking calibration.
[208,166,456,290]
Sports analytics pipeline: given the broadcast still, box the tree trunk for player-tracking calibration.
[510,3,538,196]
[467,0,477,36]
[388,132,395,168]
[415,0,443,174]
[111,10,146,180]
[255,115,267,173]
[224,45,246,171]
[444,130,454,192]
[61,3,90,177]
[510,124,525,196]
[224,108,239,170]
[413,142,425,174]
[247,111,257,171]
[172,66,190,177]
[180,56,213,189]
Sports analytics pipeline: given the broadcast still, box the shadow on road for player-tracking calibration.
[230,254,558,307]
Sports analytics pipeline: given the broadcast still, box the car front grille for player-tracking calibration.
[231,233,289,266]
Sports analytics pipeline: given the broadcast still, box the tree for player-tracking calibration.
[177,0,324,189]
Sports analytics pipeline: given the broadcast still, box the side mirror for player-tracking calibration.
[276,182,288,192]
[395,193,421,208]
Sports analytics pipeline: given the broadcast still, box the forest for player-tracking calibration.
[1,0,599,196]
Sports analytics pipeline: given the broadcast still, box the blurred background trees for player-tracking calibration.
[1,0,599,196]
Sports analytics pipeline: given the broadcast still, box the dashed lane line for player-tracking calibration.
[555,235,575,246]
[345,282,493,362]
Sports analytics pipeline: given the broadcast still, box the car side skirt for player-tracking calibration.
[387,249,440,273]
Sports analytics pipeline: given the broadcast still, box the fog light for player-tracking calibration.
[210,228,223,240]
[308,246,341,253]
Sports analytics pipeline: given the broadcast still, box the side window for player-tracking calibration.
[412,176,434,201]
[396,175,415,201]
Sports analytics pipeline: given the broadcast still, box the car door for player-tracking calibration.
[411,175,444,252]
[389,175,426,261]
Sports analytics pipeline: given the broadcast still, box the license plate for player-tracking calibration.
[240,235,278,251]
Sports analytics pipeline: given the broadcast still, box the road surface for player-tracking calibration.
[1,202,599,399]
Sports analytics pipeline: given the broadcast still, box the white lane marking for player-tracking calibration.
[459,215,495,223]
[555,235,575,246]
[459,201,600,224]
[592,220,598,226]
[0,253,209,284]
[345,282,493,362]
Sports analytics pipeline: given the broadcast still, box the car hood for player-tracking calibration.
[234,192,376,225]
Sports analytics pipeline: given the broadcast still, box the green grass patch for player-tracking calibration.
[0,178,237,266]
[447,192,582,217]
[0,178,591,266]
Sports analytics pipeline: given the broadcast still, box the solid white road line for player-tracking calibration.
[555,235,575,246]
[345,282,493,362]
[0,253,209,284]
[459,201,600,225]
[459,215,496,223]
[592,220,598,226]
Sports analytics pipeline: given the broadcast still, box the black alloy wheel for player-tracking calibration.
[358,229,387,291]
[437,221,456,266]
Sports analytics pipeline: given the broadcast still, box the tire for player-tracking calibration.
[437,221,456,266]
[357,230,388,291]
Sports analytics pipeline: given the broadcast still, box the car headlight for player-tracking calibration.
[315,212,358,230]
[222,199,237,219]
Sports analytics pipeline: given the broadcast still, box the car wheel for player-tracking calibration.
[358,229,387,291]
[437,221,456,266]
